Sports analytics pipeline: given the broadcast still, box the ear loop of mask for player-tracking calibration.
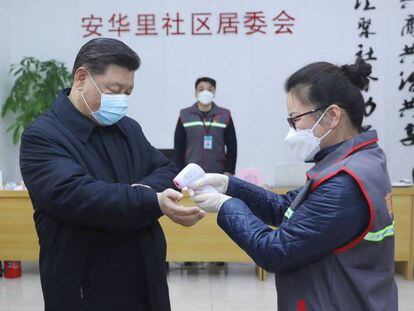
[78,89,94,115]
[78,71,103,115]
[311,107,332,141]
[87,71,104,95]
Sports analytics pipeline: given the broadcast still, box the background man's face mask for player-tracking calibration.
[284,107,332,162]
[197,90,215,106]
[79,72,129,126]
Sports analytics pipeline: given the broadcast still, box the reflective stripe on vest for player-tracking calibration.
[183,121,227,128]
[284,207,294,219]
[363,222,395,242]
[284,206,395,240]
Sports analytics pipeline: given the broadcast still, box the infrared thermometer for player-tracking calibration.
[173,163,218,194]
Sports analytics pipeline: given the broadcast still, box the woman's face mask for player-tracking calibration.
[79,72,129,126]
[284,107,332,162]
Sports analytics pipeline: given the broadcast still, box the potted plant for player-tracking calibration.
[1,57,72,144]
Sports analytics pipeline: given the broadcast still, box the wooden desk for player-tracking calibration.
[0,191,262,278]
[0,191,37,260]
[160,197,252,263]
[392,187,414,280]
[1,188,413,280]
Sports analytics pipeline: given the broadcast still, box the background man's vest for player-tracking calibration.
[180,103,231,173]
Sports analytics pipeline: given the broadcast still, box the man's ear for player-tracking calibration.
[73,67,89,90]
[326,104,342,129]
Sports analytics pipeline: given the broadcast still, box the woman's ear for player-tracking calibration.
[326,104,342,129]
[73,67,88,90]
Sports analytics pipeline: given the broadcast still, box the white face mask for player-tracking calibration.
[284,108,332,162]
[197,90,215,105]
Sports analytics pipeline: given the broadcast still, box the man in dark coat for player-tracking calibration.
[19,38,205,311]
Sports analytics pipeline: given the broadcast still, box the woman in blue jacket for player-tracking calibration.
[191,58,398,311]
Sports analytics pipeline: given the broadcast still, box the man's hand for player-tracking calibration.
[157,189,206,226]
[193,173,229,194]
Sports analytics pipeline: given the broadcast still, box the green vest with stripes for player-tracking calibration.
[278,130,398,311]
[180,103,231,173]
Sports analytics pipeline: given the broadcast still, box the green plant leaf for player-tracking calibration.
[1,57,72,144]
[12,124,22,145]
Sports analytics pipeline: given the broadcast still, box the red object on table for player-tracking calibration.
[4,261,22,278]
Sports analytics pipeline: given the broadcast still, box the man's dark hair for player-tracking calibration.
[72,38,141,77]
[195,77,216,89]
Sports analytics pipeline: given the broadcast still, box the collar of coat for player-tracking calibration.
[52,88,128,143]
[307,130,379,179]
[189,102,221,119]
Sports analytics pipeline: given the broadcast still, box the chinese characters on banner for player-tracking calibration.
[354,0,378,132]
[399,0,414,149]
[81,10,296,38]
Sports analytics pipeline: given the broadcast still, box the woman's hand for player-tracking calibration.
[190,191,232,213]
[192,173,229,194]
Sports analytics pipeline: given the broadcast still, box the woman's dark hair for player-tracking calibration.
[72,38,141,77]
[284,57,372,132]
[195,77,217,89]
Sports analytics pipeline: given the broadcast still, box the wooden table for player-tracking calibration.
[1,188,413,280]
[392,187,414,280]
[0,191,263,279]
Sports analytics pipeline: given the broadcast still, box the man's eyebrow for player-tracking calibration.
[107,81,134,90]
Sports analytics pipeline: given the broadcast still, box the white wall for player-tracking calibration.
[1,0,413,185]
[0,0,19,184]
